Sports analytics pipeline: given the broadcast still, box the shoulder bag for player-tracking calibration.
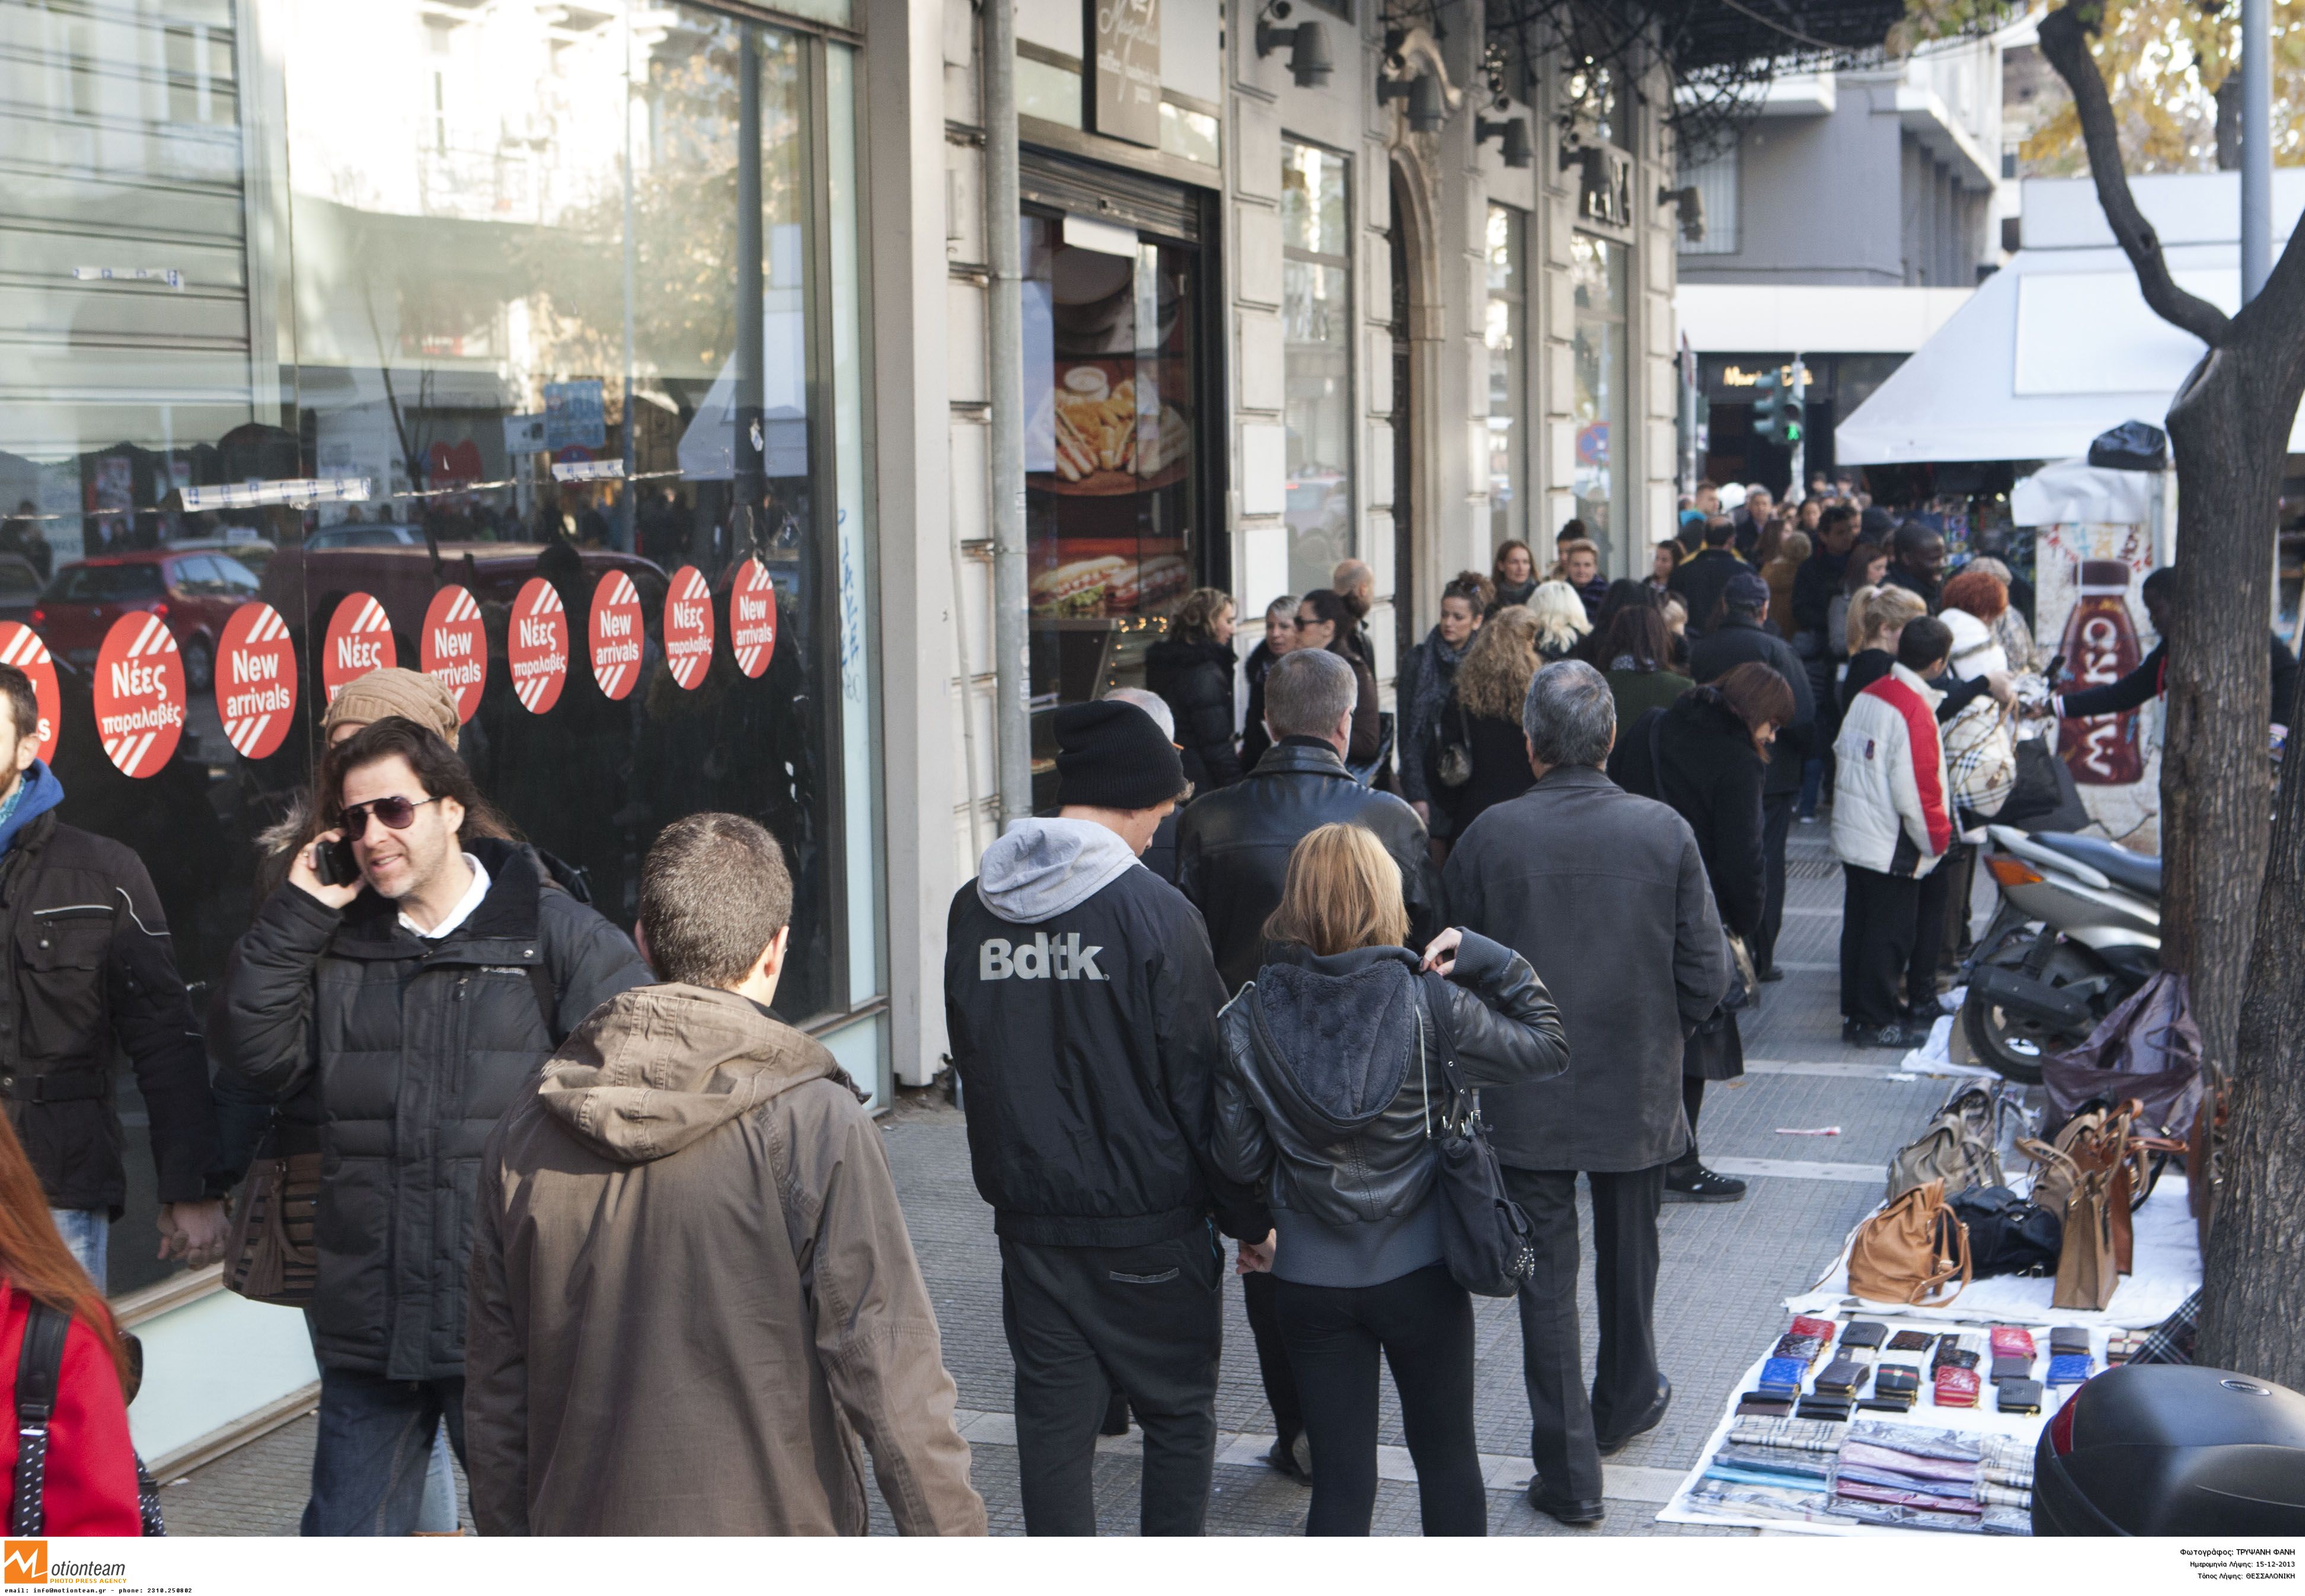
[12,1298,164,1536]
[1418,969,1538,1297]
[1846,1177,1971,1307]
[1886,1084,2006,1202]
[1435,697,1473,789]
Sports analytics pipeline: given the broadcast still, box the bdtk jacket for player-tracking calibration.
[465,984,985,1537]
[944,818,1270,1249]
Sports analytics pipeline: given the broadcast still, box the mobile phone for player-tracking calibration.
[314,835,361,888]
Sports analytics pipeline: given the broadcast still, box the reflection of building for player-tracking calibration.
[0,0,1907,1477]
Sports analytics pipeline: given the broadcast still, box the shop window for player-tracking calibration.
[1570,231,1627,564]
[1485,203,1527,554]
[1281,139,1351,599]
[0,0,883,1294]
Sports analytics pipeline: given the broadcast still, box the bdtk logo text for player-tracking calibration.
[979,933,1105,981]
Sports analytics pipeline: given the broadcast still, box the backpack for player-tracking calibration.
[1885,1084,2007,1202]
[11,1299,163,1536]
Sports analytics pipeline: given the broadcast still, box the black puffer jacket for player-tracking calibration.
[223,838,649,1380]
[1145,637,1241,791]
[1213,933,1564,1286]
[1609,690,1766,940]
[0,805,219,1217]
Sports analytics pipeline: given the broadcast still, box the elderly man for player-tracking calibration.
[1442,660,1727,1527]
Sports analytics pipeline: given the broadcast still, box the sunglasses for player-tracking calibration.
[337,794,443,833]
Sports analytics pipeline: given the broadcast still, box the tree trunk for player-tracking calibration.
[2200,597,2305,1386]
[2158,352,2281,1074]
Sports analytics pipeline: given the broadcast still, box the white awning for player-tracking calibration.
[1835,238,2305,464]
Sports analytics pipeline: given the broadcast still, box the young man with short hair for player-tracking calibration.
[944,700,1270,1535]
[226,718,650,1535]
[464,813,985,1536]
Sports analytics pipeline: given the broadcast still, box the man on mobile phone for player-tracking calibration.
[224,716,648,1536]
[0,662,229,1287]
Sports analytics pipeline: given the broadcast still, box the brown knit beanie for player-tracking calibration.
[321,667,461,748]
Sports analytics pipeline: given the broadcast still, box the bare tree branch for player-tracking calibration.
[2039,4,2234,348]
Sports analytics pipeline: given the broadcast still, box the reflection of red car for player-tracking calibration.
[260,541,667,651]
[34,551,263,692]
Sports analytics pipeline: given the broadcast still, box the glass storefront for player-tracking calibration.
[1281,139,1352,599]
[1485,205,1526,553]
[0,0,882,1296]
[1570,230,1627,564]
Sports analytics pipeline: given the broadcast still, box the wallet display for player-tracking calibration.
[1990,1355,2033,1383]
[1989,1326,2037,1360]
[2108,1330,2148,1364]
[1886,1329,1934,1352]
[2047,1353,2092,1387]
[1760,1356,1809,1390]
[1997,1378,2045,1415]
[2049,1326,2090,1356]
[1813,1357,1866,1397]
[1771,1334,1825,1367]
[1841,1321,1888,1352]
[1790,1316,1837,1346]
[1933,1367,1981,1407]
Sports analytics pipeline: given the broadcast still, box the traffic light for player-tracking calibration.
[1751,367,1805,446]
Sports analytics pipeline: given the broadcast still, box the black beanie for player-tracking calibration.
[1055,701,1186,810]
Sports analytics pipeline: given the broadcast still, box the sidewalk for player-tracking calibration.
[162,825,1946,1536]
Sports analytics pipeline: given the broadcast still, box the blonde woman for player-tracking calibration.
[1525,580,1591,663]
[1431,607,1543,838]
[1214,823,1565,1537]
[1839,585,1929,713]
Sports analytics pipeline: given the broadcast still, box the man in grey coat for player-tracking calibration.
[1441,660,1728,1528]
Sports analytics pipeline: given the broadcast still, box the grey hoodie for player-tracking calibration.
[976,816,1142,922]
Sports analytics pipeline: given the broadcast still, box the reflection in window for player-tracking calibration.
[1485,205,1526,554]
[1281,141,1351,599]
[1570,231,1626,564]
[0,0,883,1291]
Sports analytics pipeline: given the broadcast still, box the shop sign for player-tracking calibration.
[0,624,60,763]
[421,586,487,723]
[544,381,606,451]
[503,413,548,456]
[93,612,183,778]
[1086,0,1160,149]
[589,571,643,700]
[323,592,397,701]
[665,566,714,690]
[1575,145,1634,230]
[509,578,570,714]
[215,602,296,761]
[732,558,778,678]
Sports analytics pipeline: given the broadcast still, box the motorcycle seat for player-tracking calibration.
[2032,832,2162,899]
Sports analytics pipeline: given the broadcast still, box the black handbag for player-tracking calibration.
[1419,969,1538,1297]
[1435,698,1473,789]
[1946,1184,2063,1278]
[1996,738,2089,832]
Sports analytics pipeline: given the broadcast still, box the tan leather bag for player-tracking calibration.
[1848,1177,1971,1307]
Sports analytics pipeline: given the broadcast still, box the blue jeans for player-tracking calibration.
[49,1208,108,1290]
[301,1366,467,1536]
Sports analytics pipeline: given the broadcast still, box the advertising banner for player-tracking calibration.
[323,592,397,702]
[731,557,778,678]
[509,579,569,715]
[589,570,643,700]
[215,602,296,761]
[0,623,61,763]
[94,612,184,778]
[2035,522,2160,848]
[421,586,487,723]
[665,566,713,690]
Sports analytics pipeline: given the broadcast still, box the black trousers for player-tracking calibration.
[1910,851,1959,1018]
[1756,790,1798,971]
[1000,1230,1224,1536]
[1273,1263,1486,1537]
[1668,1076,1709,1173]
[1840,864,1921,1029]
[1240,1270,1304,1451]
[1501,1165,1667,1504]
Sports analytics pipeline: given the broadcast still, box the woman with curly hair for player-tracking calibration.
[1429,606,1543,838]
[1524,580,1592,663]
[1145,586,1243,791]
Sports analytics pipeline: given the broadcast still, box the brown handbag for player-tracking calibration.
[223,1149,322,1306]
[1847,1177,1972,1307]
[2049,1150,2118,1311]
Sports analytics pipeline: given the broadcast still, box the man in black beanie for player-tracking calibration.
[943,700,1272,1536]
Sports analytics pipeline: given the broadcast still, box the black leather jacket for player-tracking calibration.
[1213,933,1565,1241]
[1175,739,1438,992]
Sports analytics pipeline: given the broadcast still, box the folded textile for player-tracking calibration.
[1834,1463,1978,1500]
[1980,1481,2034,1511]
[1982,1506,2035,1536]
[1726,1416,1849,1454]
[1689,1482,1840,1524]
[1840,1441,1979,1482]
[1711,1444,1835,1482]
[1834,1479,1983,1515]
[1829,1497,1985,1534]
[1846,1420,1985,1463]
[1978,1435,2034,1474]
[1707,1463,1835,1491]
[1985,1463,2036,1491]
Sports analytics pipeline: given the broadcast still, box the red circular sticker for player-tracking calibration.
[213,602,296,761]
[322,592,397,701]
[420,586,486,723]
[589,571,643,701]
[509,579,569,715]
[730,557,778,678]
[92,612,184,778]
[664,565,713,690]
[0,624,61,764]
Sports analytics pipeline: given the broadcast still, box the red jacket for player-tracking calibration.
[0,1282,141,1535]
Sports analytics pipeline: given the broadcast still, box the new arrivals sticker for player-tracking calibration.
[731,557,777,678]
[215,602,295,760]
[322,592,396,701]
[664,565,713,690]
[0,624,61,763]
[421,586,486,723]
[509,578,569,714]
[93,612,183,777]
[589,570,642,700]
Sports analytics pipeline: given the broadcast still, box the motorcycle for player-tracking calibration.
[1960,823,2161,1083]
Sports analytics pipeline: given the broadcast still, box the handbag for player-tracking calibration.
[2043,971,2203,1140]
[1886,1084,2006,1202]
[12,1297,164,1536]
[1996,736,2089,832]
[1946,1185,2062,1278]
[223,1131,321,1307]
[1846,1177,1971,1307]
[1418,969,1538,1297]
[1435,698,1473,789]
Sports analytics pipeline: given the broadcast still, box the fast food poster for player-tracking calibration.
[2035,522,2160,849]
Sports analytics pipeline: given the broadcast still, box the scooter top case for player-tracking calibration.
[2034,1364,2305,1535]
